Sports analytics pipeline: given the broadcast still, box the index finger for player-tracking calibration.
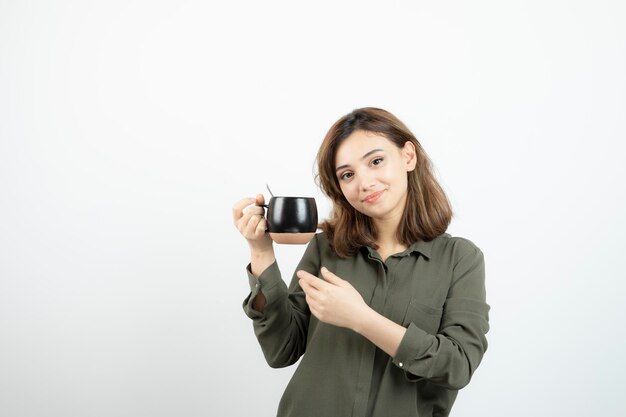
[255,193,266,206]
[232,197,255,222]
[297,270,331,290]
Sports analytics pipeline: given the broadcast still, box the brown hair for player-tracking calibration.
[315,107,453,258]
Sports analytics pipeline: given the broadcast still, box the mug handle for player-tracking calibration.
[257,202,270,232]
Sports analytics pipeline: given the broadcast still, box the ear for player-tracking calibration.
[402,141,417,172]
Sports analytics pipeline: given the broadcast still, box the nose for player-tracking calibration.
[359,172,377,191]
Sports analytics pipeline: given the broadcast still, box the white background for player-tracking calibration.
[1,1,625,416]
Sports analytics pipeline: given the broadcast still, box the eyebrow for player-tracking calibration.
[335,149,384,173]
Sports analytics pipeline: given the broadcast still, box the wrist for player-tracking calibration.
[353,305,376,335]
[249,248,276,278]
[250,247,275,260]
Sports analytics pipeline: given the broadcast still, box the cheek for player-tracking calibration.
[389,166,408,185]
[339,182,357,201]
[375,169,393,186]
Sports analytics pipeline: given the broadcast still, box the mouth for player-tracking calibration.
[363,190,385,203]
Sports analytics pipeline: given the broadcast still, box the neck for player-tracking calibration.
[373,216,402,248]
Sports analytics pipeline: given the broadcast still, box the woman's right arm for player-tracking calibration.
[233,194,320,367]
[232,194,275,312]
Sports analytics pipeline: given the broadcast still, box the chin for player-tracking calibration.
[359,206,388,219]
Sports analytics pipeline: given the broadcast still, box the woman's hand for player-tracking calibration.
[297,267,370,331]
[232,194,273,254]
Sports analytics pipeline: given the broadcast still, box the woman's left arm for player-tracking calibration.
[298,243,490,390]
[391,245,490,389]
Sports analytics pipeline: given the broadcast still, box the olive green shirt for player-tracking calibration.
[242,232,490,417]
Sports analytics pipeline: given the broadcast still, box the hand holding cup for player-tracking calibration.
[233,194,318,246]
[232,194,273,252]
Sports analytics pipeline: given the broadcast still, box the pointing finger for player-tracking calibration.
[320,267,345,286]
[297,270,331,291]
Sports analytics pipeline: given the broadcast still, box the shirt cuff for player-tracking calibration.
[392,322,430,382]
[242,261,285,319]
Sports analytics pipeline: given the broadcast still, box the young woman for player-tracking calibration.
[232,107,490,417]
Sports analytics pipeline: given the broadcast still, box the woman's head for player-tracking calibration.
[315,107,453,257]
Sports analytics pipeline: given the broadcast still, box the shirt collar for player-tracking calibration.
[406,239,434,259]
[363,234,445,260]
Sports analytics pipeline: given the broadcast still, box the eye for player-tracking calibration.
[339,171,354,181]
[372,157,384,166]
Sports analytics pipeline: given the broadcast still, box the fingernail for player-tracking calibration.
[321,267,328,273]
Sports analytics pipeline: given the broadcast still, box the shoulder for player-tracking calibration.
[441,233,482,252]
[309,231,354,262]
[311,231,334,254]
[309,231,328,248]
[429,233,484,262]
[302,231,331,255]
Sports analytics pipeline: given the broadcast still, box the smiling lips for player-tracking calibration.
[363,190,385,203]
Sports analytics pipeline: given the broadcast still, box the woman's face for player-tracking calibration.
[334,130,416,224]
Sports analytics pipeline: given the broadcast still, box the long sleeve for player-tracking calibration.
[238,232,488,416]
[242,235,321,368]
[391,240,490,390]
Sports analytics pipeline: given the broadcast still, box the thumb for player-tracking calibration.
[320,267,344,286]
[255,193,266,206]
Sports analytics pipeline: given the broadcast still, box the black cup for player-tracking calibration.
[261,196,318,244]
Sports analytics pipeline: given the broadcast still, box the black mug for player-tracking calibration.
[261,196,318,244]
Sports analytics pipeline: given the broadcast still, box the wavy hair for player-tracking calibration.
[315,107,453,258]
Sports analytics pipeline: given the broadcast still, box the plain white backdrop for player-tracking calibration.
[1,1,625,416]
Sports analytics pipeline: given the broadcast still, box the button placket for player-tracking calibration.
[353,252,388,417]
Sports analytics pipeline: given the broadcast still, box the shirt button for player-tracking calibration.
[399,362,404,368]
[255,283,261,288]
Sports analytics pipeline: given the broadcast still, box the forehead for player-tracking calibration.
[335,130,395,166]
